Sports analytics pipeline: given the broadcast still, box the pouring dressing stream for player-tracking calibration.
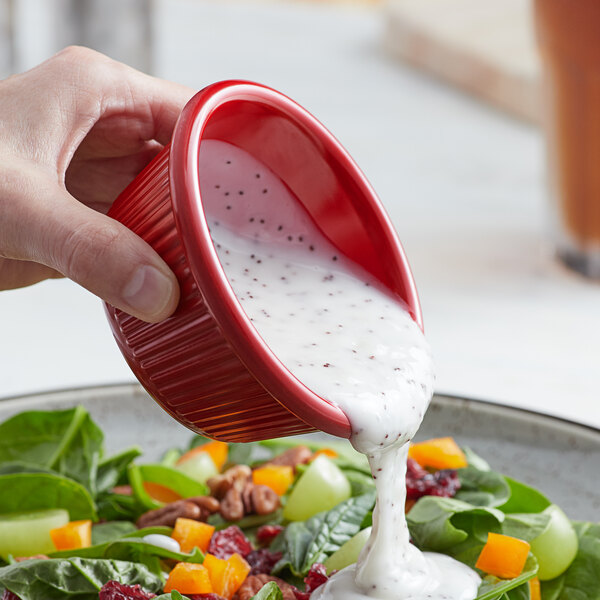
[201,140,480,600]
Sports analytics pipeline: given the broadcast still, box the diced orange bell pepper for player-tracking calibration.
[143,481,182,504]
[252,464,294,496]
[529,577,541,600]
[475,532,531,579]
[201,552,250,600]
[164,562,213,594]
[178,441,229,472]
[171,518,215,553]
[408,437,468,470]
[50,520,92,551]
[311,448,339,461]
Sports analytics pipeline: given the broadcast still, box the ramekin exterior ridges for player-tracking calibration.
[105,146,318,441]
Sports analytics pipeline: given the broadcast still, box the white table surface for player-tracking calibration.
[2,0,599,430]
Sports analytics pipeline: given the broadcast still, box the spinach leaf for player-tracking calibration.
[0,407,104,497]
[0,557,163,599]
[0,462,58,476]
[501,513,551,542]
[102,538,204,565]
[462,447,491,471]
[226,442,274,468]
[474,554,538,600]
[498,477,551,514]
[455,466,511,508]
[96,492,142,522]
[128,464,208,511]
[96,448,142,496]
[407,496,504,553]
[91,522,138,545]
[0,473,97,520]
[273,491,376,577]
[540,521,600,600]
[249,581,284,600]
[54,412,104,497]
[341,469,375,497]
[155,593,189,600]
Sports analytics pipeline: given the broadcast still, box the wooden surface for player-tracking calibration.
[384,0,541,123]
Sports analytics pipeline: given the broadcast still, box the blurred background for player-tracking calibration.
[1,0,599,428]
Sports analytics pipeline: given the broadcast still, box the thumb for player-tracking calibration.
[40,194,179,323]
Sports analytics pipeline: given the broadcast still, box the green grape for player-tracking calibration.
[0,509,69,559]
[530,504,578,580]
[175,452,218,484]
[324,527,372,573]
[283,456,351,521]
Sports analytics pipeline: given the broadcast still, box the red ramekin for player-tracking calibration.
[105,80,422,442]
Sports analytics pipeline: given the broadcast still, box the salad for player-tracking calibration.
[0,406,597,600]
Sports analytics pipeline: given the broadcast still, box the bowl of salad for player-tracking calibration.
[0,384,597,600]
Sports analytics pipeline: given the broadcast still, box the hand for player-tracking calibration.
[0,47,194,322]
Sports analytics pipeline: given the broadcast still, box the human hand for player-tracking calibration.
[0,47,194,322]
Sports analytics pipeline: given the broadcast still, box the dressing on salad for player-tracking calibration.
[201,140,480,599]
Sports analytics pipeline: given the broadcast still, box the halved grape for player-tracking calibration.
[175,452,218,484]
[0,509,69,559]
[283,455,351,521]
[530,504,578,580]
[323,527,372,573]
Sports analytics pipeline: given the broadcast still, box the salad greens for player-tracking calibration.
[0,406,598,600]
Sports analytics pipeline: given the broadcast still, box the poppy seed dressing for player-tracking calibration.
[200,140,480,599]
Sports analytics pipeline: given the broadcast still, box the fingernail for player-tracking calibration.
[122,265,174,318]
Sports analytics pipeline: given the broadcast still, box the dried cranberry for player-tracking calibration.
[304,563,328,594]
[98,581,156,600]
[405,459,461,500]
[246,548,283,575]
[2,591,21,600]
[208,525,253,559]
[256,524,284,546]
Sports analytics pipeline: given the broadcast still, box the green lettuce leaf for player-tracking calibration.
[455,466,511,507]
[0,473,97,520]
[474,555,538,600]
[0,557,163,599]
[273,491,376,577]
[498,477,551,514]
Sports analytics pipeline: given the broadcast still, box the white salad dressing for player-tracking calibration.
[199,140,480,600]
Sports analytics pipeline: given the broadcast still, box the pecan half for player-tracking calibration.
[220,487,245,521]
[188,495,221,515]
[235,574,297,600]
[208,465,252,500]
[250,485,280,515]
[265,446,312,471]
[136,500,201,528]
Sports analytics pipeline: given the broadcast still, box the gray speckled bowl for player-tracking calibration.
[0,384,598,521]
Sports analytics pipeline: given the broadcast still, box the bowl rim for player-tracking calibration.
[0,382,598,438]
[168,80,422,439]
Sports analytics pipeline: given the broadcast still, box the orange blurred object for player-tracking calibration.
[529,576,542,600]
[178,441,229,471]
[202,552,251,599]
[252,464,294,496]
[475,533,531,579]
[311,448,339,461]
[171,518,215,553]
[408,437,467,470]
[50,520,92,551]
[535,0,600,276]
[164,562,213,594]
[143,481,182,504]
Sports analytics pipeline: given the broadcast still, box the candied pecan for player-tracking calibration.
[136,499,201,528]
[208,465,252,499]
[251,485,280,515]
[235,574,296,600]
[220,487,245,521]
[188,495,221,514]
[265,446,312,471]
[241,481,254,514]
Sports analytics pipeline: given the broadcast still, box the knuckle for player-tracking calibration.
[59,222,121,283]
